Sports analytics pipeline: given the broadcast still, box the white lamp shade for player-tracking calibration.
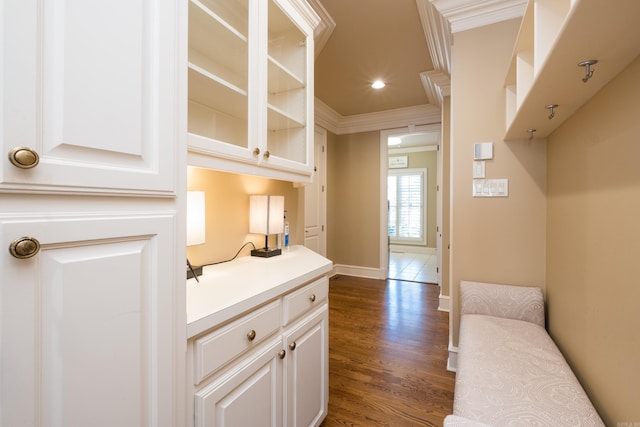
[187,191,206,246]
[250,195,284,235]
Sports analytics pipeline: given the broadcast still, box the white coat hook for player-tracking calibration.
[546,104,558,120]
[578,60,598,83]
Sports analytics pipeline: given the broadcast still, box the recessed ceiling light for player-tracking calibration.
[372,80,385,89]
[388,137,401,146]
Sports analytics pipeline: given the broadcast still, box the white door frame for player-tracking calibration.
[379,124,442,282]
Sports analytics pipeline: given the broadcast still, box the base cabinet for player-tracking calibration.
[188,275,329,427]
[285,306,328,427]
[195,339,284,427]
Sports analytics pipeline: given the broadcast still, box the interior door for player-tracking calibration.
[303,127,326,255]
[1,0,177,195]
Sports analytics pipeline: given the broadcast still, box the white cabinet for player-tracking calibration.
[0,212,179,427]
[284,306,328,427]
[186,253,331,427]
[0,0,185,426]
[1,0,179,195]
[187,0,320,183]
[194,338,284,427]
[504,0,640,140]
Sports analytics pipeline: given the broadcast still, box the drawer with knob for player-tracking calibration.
[282,276,328,326]
[193,299,281,384]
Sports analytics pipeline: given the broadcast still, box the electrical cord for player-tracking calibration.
[201,241,257,267]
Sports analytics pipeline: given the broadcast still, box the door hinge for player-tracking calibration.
[322,225,325,231]
[322,185,325,192]
[322,145,325,153]
[437,266,439,273]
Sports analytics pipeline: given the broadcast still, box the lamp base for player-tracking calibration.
[251,247,282,258]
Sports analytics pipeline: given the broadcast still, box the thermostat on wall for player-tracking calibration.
[474,142,493,160]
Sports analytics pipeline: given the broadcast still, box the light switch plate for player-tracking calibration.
[473,179,508,197]
[473,161,485,178]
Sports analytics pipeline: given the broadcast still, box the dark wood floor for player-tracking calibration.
[320,275,455,427]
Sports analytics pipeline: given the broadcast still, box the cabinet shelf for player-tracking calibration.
[504,0,640,141]
[268,56,305,92]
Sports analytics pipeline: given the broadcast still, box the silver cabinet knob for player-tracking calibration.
[8,147,39,169]
[9,237,41,259]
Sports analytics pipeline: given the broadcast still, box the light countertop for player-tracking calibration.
[186,245,333,338]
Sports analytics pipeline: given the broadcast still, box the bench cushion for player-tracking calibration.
[454,314,604,426]
[460,281,545,327]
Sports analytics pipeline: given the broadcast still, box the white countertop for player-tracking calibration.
[186,245,333,338]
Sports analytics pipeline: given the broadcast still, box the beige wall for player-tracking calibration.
[390,149,438,248]
[186,167,301,267]
[546,55,640,426]
[449,19,547,343]
[327,131,380,268]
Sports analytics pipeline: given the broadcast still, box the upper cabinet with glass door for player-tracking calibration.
[187,0,319,183]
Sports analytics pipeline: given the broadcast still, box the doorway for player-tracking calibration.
[380,125,441,284]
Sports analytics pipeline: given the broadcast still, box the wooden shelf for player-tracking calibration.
[504,0,640,141]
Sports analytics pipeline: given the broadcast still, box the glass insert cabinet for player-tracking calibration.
[187,0,318,183]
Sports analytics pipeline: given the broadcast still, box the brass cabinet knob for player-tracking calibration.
[278,349,286,359]
[263,150,270,159]
[289,342,296,351]
[8,147,39,169]
[247,330,256,341]
[9,237,41,259]
[309,294,316,302]
[253,148,260,156]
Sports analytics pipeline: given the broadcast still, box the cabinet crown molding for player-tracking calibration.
[431,0,526,33]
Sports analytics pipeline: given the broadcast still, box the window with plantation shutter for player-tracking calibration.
[388,168,426,244]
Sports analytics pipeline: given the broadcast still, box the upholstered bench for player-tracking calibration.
[444,281,604,426]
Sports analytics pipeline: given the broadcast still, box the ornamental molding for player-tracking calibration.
[430,0,526,33]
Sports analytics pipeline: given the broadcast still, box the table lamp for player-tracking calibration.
[250,195,284,257]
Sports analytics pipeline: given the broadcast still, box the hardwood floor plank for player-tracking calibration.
[321,276,455,427]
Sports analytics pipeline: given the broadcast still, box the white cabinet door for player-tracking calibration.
[0,213,178,427]
[194,339,284,427]
[1,0,179,195]
[284,305,328,427]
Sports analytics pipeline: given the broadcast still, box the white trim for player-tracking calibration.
[420,70,451,107]
[447,344,458,372]
[331,264,386,280]
[315,99,441,135]
[306,0,336,58]
[417,0,452,74]
[431,0,527,33]
[389,245,436,254]
[438,293,450,312]
[389,145,438,155]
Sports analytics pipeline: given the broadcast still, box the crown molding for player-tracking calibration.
[306,0,336,58]
[430,0,526,33]
[315,98,441,135]
[420,70,451,106]
[417,0,452,74]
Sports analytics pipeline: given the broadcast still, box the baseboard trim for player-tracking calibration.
[447,344,458,372]
[389,245,436,255]
[438,293,450,312]
[331,264,386,280]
